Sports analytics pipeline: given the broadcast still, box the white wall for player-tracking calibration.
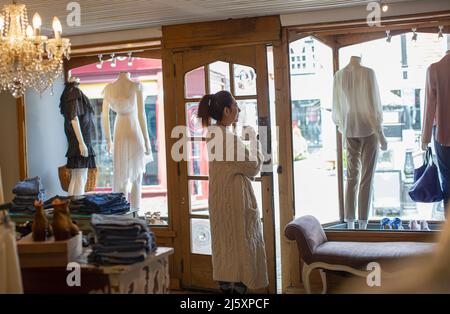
[0,92,20,202]
[281,0,450,26]
[25,77,68,198]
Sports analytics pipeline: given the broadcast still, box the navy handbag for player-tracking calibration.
[408,147,444,203]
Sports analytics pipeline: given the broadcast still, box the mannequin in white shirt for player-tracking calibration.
[333,56,387,230]
[102,72,152,212]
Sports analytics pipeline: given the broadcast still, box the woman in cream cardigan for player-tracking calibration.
[197,91,268,294]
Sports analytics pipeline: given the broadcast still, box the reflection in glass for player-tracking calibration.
[290,36,340,224]
[209,61,230,93]
[234,64,256,96]
[188,141,209,177]
[185,67,205,98]
[189,179,209,215]
[191,218,212,255]
[234,99,258,139]
[185,102,203,137]
[340,32,449,221]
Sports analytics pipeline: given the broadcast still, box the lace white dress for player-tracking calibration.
[103,81,151,191]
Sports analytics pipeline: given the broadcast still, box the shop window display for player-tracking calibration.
[70,58,168,224]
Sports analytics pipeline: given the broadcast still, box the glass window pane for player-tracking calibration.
[339,32,448,221]
[186,102,204,137]
[208,61,230,94]
[191,218,212,255]
[234,99,258,139]
[189,179,209,215]
[185,67,205,98]
[234,64,256,96]
[290,36,340,223]
[72,57,169,225]
[188,141,209,177]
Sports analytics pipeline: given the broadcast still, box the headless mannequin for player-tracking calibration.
[67,77,88,196]
[343,56,387,230]
[102,72,151,211]
[421,50,450,151]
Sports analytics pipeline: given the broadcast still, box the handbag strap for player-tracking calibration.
[424,147,433,165]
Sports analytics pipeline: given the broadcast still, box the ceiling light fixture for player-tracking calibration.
[438,25,444,39]
[411,28,418,42]
[381,1,389,12]
[127,52,134,66]
[110,53,117,68]
[386,29,392,43]
[0,2,71,97]
[96,54,103,69]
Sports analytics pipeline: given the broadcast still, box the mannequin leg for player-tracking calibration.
[359,220,368,230]
[358,134,379,224]
[69,169,88,196]
[68,172,76,196]
[130,174,143,211]
[345,137,362,229]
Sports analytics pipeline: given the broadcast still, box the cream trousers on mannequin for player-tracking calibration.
[115,173,142,211]
[68,168,88,196]
[344,133,379,229]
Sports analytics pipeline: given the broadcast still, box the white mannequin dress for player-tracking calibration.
[103,81,150,192]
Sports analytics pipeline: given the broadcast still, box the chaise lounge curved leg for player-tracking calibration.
[302,263,328,294]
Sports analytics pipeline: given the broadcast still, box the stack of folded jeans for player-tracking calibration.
[69,193,130,215]
[11,177,45,212]
[88,214,157,265]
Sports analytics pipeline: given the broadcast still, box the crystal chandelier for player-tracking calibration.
[0,2,71,98]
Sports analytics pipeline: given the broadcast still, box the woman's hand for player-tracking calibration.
[145,140,151,155]
[107,141,113,155]
[79,142,89,157]
[242,125,257,141]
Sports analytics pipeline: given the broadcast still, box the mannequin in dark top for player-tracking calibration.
[59,77,96,196]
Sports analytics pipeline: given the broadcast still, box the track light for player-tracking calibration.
[386,29,392,43]
[110,53,117,68]
[411,28,418,42]
[381,1,389,12]
[127,52,134,66]
[438,25,444,39]
[96,54,103,69]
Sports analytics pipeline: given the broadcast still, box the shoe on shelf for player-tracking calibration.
[380,217,392,230]
[420,220,430,231]
[391,217,404,230]
[409,220,421,231]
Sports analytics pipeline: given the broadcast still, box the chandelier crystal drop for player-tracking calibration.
[0,3,71,98]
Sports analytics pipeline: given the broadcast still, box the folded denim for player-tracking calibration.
[88,254,147,265]
[88,248,148,265]
[91,214,148,228]
[12,197,44,206]
[11,205,34,212]
[97,232,152,243]
[12,176,43,195]
[70,194,130,215]
[13,192,45,201]
[72,206,129,215]
[92,241,150,253]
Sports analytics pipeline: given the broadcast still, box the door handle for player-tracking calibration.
[277,165,282,174]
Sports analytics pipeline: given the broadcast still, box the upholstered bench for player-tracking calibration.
[285,215,435,294]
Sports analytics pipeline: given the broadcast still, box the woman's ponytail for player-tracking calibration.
[198,94,214,128]
[197,90,234,128]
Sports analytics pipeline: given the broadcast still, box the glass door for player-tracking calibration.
[174,45,276,292]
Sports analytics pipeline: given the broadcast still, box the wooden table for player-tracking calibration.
[21,247,174,294]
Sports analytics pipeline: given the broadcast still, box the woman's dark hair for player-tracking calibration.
[197,90,234,127]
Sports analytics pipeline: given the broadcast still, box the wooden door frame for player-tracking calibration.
[173,45,277,292]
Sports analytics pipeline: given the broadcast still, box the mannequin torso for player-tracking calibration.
[101,72,152,211]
